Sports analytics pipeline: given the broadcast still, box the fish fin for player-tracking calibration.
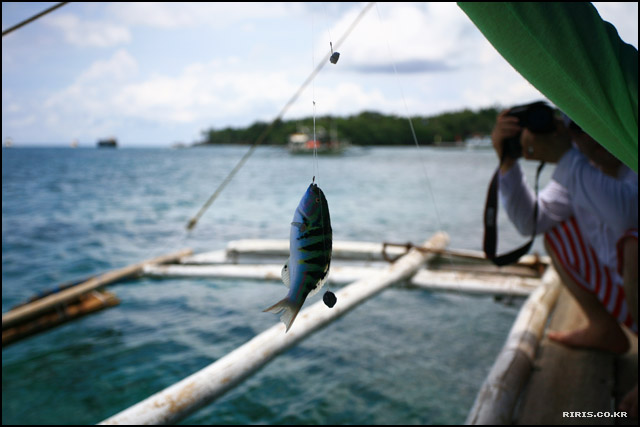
[263,298,302,332]
[291,222,306,231]
[281,258,290,288]
[307,266,330,298]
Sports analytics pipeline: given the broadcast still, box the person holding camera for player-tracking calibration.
[492,105,638,414]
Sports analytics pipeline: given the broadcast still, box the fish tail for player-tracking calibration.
[263,298,303,332]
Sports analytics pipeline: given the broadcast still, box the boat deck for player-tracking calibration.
[515,288,638,425]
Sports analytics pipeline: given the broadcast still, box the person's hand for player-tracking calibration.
[521,118,571,163]
[491,109,521,173]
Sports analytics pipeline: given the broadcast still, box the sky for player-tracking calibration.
[2,2,638,147]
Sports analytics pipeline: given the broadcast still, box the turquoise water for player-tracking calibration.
[2,146,554,424]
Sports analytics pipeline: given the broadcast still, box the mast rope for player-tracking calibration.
[2,2,69,37]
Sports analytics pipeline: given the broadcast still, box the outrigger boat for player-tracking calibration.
[287,128,348,155]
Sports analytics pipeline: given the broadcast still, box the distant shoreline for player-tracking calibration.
[198,107,500,147]
[3,107,501,149]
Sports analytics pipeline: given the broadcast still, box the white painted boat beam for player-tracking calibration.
[181,239,549,266]
[143,264,540,297]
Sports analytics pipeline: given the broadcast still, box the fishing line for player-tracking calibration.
[374,4,450,262]
[312,6,335,306]
[312,100,320,183]
[323,3,335,48]
[186,2,375,232]
[311,12,320,184]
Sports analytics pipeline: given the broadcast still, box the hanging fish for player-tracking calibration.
[264,182,332,332]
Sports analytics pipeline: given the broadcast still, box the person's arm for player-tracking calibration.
[499,163,572,236]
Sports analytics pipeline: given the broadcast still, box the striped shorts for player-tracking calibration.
[544,217,637,334]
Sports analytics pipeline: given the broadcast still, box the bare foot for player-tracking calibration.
[547,323,630,354]
[619,383,638,417]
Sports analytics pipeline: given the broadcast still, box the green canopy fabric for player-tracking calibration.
[458,2,638,172]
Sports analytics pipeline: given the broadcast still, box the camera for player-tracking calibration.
[503,101,556,159]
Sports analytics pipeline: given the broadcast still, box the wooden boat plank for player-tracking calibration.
[2,290,120,347]
[466,267,561,424]
[614,331,638,426]
[514,288,618,425]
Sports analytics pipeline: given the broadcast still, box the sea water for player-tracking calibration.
[2,145,554,424]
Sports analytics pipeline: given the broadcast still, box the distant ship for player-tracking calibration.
[465,134,492,149]
[287,126,348,155]
[97,138,117,148]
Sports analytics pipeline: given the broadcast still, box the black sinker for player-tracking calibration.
[323,291,337,308]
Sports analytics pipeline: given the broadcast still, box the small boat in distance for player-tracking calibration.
[465,134,492,150]
[97,138,117,148]
[287,127,348,155]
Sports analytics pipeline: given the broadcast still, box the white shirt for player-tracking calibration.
[499,147,638,268]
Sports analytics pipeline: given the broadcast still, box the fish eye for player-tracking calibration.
[315,198,320,203]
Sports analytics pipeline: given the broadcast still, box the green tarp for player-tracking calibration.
[458,2,638,172]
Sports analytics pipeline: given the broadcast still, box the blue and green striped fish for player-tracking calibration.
[264,182,332,332]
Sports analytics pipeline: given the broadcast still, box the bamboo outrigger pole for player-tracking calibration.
[100,232,448,425]
[2,249,193,330]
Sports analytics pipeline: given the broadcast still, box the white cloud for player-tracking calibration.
[108,2,303,29]
[111,62,297,124]
[293,81,390,118]
[330,3,481,71]
[45,13,131,47]
[31,50,139,139]
[38,52,306,135]
[78,49,139,83]
[44,49,138,114]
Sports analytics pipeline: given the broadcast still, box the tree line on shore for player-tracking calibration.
[197,106,501,146]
